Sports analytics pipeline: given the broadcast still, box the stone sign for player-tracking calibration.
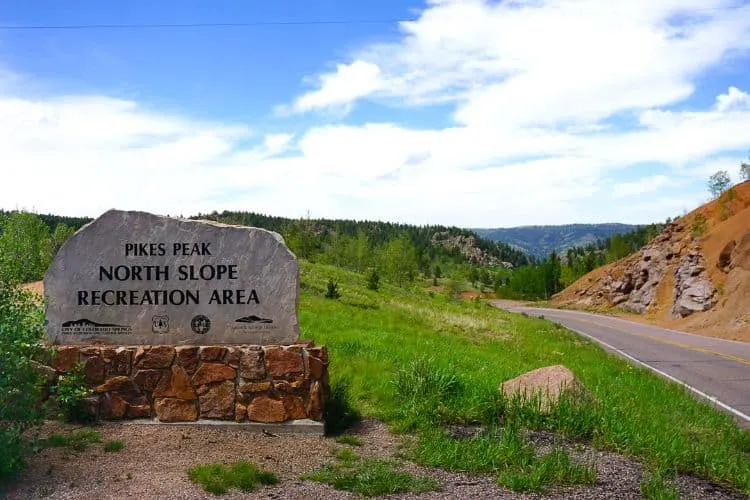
[44,210,300,345]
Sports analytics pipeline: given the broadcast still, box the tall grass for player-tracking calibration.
[301,262,750,494]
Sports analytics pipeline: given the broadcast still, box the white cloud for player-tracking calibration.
[612,175,670,198]
[284,0,750,126]
[283,61,381,115]
[3,0,750,227]
[715,86,750,111]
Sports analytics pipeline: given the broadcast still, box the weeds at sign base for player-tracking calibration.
[188,461,278,495]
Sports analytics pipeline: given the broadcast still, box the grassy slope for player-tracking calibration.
[299,262,749,493]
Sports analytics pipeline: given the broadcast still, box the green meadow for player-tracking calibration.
[299,262,749,494]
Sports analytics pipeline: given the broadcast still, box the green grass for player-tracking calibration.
[40,430,101,452]
[335,435,364,447]
[497,448,597,492]
[188,461,278,495]
[302,447,439,496]
[104,440,124,452]
[640,469,680,499]
[299,262,750,494]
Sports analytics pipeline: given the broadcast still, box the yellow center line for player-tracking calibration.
[555,314,750,366]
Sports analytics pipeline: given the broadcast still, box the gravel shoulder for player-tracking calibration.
[4,419,744,499]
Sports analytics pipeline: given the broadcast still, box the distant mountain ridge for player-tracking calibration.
[474,223,640,258]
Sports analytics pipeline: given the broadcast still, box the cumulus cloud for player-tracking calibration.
[281,61,381,115]
[715,86,750,111]
[3,0,750,226]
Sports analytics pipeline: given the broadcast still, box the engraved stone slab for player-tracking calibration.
[44,210,300,345]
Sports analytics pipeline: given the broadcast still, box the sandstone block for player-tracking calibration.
[95,376,134,393]
[239,380,272,393]
[133,369,165,392]
[100,392,128,419]
[154,365,196,400]
[306,381,324,421]
[235,403,247,422]
[283,396,307,420]
[264,347,303,378]
[83,356,106,385]
[175,346,200,375]
[155,398,198,422]
[239,349,265,379]
[199,346,227,362]
[137,346,175,369]
[191,363,236,386]
[199,380,236,419]
[247,395,287,423]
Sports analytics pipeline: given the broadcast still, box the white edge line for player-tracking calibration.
[562,324,750,424]
[528,306,750,346]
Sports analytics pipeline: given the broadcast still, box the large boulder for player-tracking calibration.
[499,365,591,412]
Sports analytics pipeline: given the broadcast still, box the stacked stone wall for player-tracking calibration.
[47,343,328,423]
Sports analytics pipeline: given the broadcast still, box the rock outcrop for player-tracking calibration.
[671,244,717,317]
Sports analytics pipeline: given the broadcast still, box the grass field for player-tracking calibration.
[298,262,750,494]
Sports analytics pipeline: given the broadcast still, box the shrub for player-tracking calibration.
[365,268,380,291]
[53,362,94,423]
[0,281,48,482]
[691,213,707,237]
[325,278,341,300]
[104,440,125,452]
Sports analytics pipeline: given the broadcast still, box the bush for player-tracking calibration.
[53,362,94,423]
[365,268,380,291]
[0,281,48,482]
[325,278,341,300]
[691,213,707,237]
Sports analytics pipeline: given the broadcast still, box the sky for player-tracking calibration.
[1,0,749,228]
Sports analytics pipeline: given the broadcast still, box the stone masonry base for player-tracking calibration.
[47,343,328,424]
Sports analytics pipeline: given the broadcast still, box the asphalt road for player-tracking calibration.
[492,303,750,427]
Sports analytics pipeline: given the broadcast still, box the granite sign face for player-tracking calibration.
[44,210,300,345]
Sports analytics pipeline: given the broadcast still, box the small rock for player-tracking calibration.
[499,365,592,413]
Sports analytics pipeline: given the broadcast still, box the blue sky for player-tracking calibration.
[1,0,749,227]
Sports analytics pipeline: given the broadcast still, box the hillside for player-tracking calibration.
[193,211,529,267]
[553,180,750,341]
[475,223,639,258]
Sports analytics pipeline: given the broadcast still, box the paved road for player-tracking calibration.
[491,303,750,427]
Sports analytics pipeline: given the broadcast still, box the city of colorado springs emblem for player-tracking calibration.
[191,315,211,334]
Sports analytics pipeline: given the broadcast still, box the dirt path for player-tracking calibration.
[4,419,743,499]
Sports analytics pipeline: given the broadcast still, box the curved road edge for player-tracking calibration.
[491,303,750,428]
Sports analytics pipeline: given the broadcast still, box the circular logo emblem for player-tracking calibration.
[190,315,211,334]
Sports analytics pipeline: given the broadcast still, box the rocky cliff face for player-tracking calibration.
[431,231,513,267]
[558,220,717,318]
[552,181,750,341]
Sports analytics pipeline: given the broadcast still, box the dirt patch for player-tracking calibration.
[4,420,744,499]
